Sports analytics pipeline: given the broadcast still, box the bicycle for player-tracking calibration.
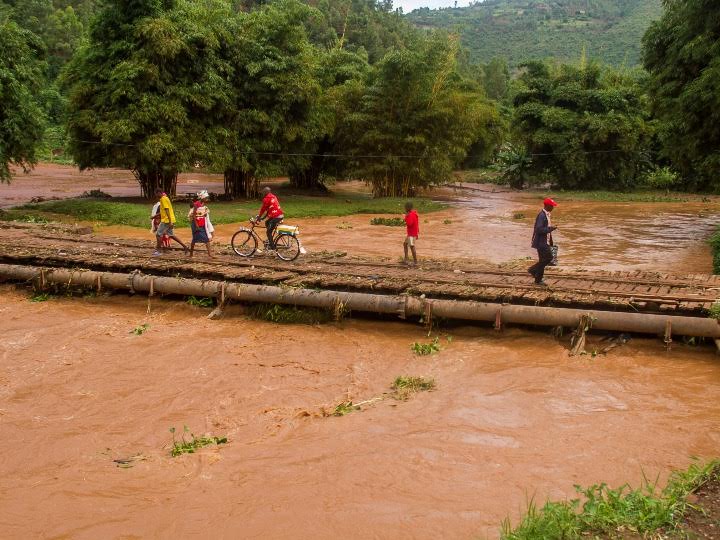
[231,217,301,261]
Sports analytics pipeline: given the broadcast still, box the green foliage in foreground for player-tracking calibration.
[501,459,720,539]
[169,426,227,457]
[9,196,445,228]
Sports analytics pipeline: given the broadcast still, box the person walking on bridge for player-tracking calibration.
[528,197,557,286]
[153,188,188,256]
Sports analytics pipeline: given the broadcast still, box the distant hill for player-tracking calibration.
[406,0,663,66]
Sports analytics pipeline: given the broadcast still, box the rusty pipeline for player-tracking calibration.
[2,263,719,339]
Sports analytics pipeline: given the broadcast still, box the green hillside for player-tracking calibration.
[406,0,663,66]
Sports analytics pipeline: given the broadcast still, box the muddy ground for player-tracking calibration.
[1,164,720,539]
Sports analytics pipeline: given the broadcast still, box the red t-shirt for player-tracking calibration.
[404,210,419,238]
[259,193,284,219]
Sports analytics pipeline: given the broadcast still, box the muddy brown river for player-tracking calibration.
[1,166,720,539]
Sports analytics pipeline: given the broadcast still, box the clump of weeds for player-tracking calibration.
[130,323,150,335]
[29,291,52,302]
[391,376,436,401]
[336,221,353,230]
[411,337,441,355]
[169,426,228,457]
[186,295,214,308]
[443,219,453,225]
[707,302,720,320]
[500,459,720,540]
[370,217,404,226]
[512,212,525,219]
[249,303,331,325]
[333,401,360,416]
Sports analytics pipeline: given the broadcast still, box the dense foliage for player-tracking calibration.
[511,61,652,189]
[63,0,235,196]
[0,10,46,181]
[642,0,720,191]
[407,0,663,67]
[3,0,720,198]
[347,34,499,196]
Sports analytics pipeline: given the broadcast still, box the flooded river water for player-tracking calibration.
[1,167,720,539]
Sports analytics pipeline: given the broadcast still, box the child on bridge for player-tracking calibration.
[403,202,419,266]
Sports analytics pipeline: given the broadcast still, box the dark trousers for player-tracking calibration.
[265,217,282,248]
[528,244,553,283]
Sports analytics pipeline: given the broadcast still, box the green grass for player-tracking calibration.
[528,190,704,203]
[332,401,361,416]
[500,459,720,539]
[710,226,720,275]
[29,292,52,302]
[130,323,150,335]
[391,376,436,400]
[169,426,227,457]
[6,195,446,228]
[411,337,441,355]
[370,217,406,226]
[248,303,331,325]
[186,296,214,308]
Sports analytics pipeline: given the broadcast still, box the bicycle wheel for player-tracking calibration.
[274,234,300,261]
[231,230,257,257]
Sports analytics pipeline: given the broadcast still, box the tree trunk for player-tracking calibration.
[134,170,178,199]
[288,155,329,192]
[224,168,258,199]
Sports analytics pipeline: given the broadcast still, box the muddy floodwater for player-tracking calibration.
[2,166,720,539]
[1,289,719,539]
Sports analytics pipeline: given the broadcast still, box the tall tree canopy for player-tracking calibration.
[512,61,651,189]
[0,10,46,181]
[348,33,499,196]
[63,0,234,197]
[215,0,321,198]
[642,0,720,190]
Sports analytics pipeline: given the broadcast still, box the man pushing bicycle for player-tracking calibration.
[255,186,284,250]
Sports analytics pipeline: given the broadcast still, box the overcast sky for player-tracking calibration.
[397,0,474,13]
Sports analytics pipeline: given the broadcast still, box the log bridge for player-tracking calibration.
[1,222,720,342]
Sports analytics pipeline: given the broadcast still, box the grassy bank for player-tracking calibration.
[455,170,716,203]
[711,227,720,275]
[2,195,446,228]
[501,459,720,539]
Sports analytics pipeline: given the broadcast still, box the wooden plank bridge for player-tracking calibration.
[1,222,719,323]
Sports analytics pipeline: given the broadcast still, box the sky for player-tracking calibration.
[396,0,473,13]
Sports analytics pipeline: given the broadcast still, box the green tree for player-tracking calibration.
[215,0,321,199]
[348,33,499,196]
[63,0,234,197]
[287,47,370,190]
[642,0,720,190]
[0,11,46,181]
[512,60,652,189]
[482,57,509,101]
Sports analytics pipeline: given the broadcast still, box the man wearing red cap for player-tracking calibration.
[528,197,558,286]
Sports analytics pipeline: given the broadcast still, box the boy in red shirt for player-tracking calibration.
[403,202,419,266]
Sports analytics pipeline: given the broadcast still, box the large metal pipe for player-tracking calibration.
[1,263,719,338]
